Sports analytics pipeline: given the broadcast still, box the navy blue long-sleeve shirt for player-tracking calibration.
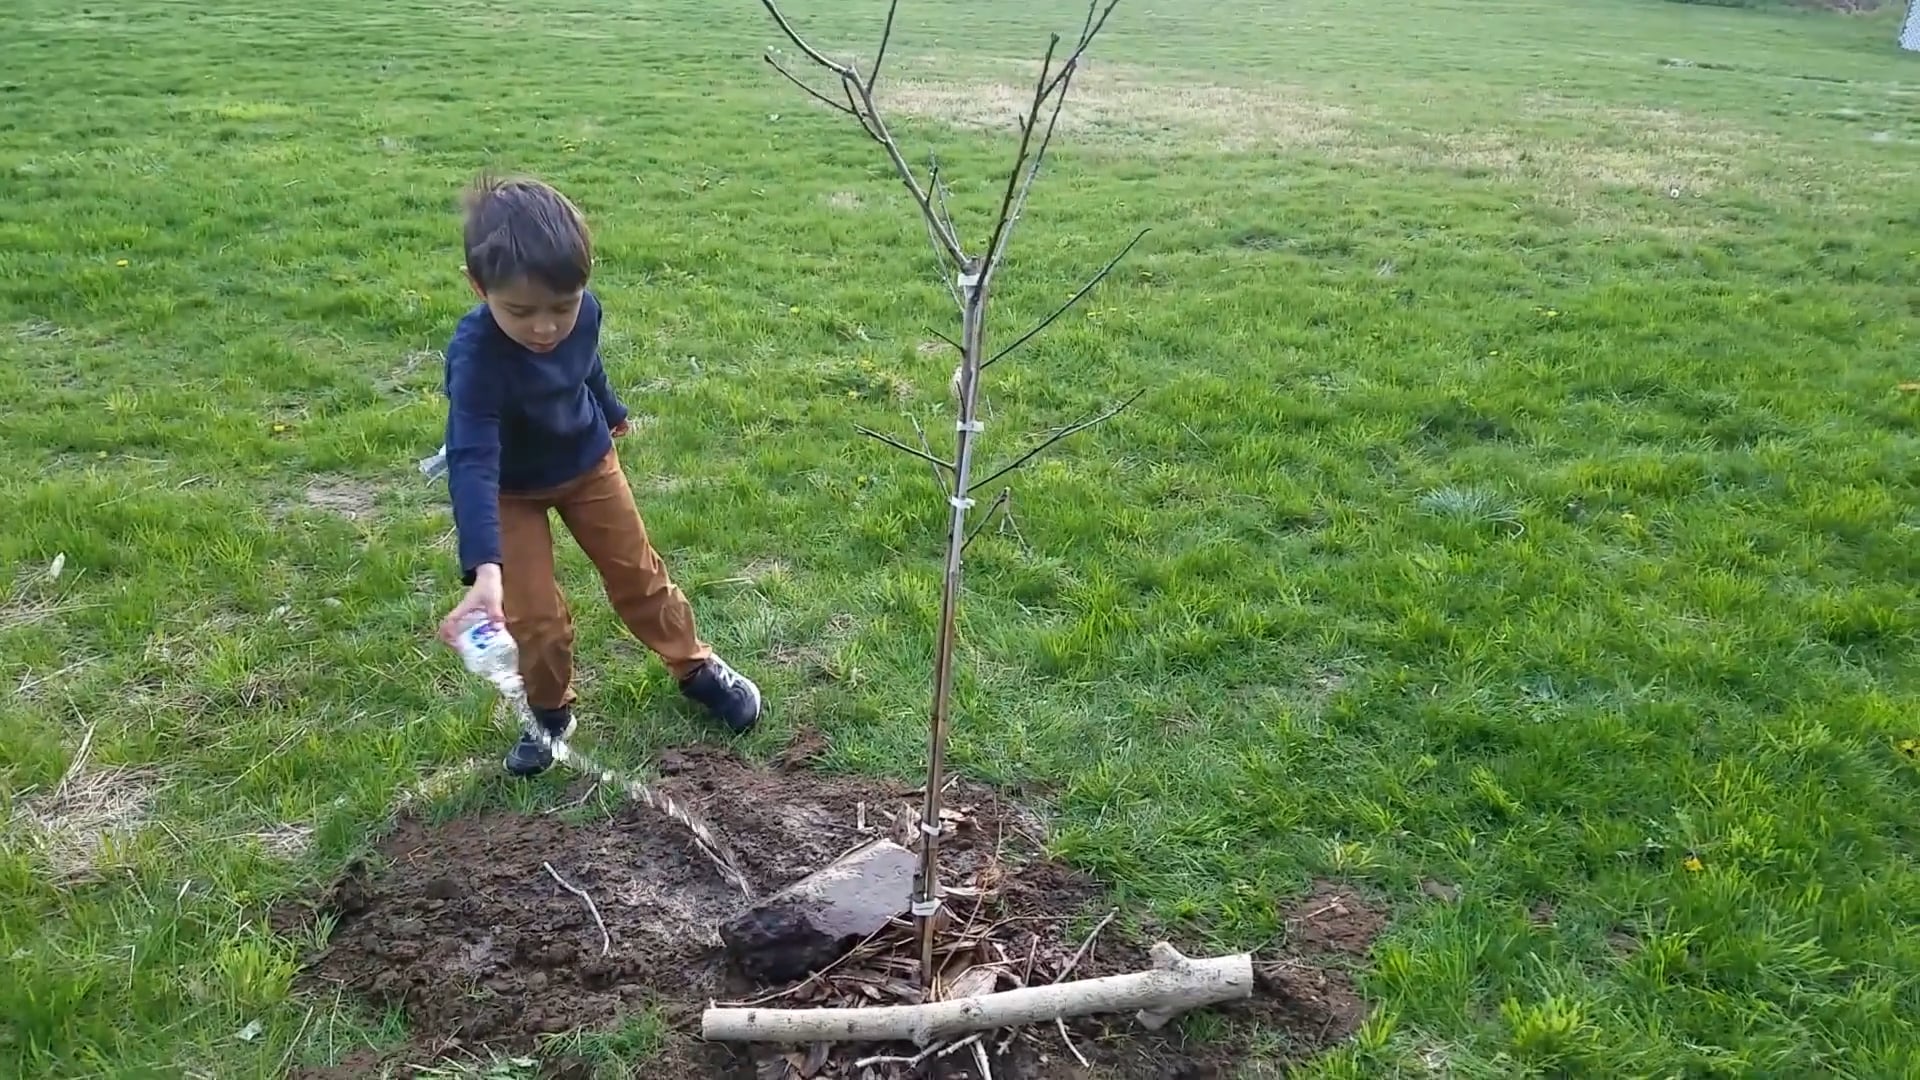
[442,290,629,581]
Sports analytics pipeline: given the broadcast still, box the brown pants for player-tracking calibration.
[500,449,711,709]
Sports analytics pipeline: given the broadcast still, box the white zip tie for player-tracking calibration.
[910,898,943,916]
[958,270,981,291]
[956,419,984,432]
[920,821,942,836]
[949,496,975,509]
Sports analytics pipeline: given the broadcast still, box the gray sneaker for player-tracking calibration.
[679,656,762,734]
[504,706,577,777]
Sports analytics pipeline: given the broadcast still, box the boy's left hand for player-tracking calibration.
[610,420,630,438]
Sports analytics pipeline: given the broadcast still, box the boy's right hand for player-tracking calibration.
[439,563,506,644]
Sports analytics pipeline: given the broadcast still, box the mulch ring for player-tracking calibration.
[278,742,1381,1078]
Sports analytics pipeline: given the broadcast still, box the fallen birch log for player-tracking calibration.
[702,943,1254,1046]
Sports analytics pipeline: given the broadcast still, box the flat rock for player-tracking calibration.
[720,839,916,983]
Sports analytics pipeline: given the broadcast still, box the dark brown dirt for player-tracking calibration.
[1282,880,1388,959]
[281,745,1380,1078]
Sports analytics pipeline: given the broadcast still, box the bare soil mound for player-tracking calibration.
[280,744,1378,1078]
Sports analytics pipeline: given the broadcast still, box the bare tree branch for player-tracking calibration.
[980,0,1121,278]
[1041,0,1121,101]
[925,327,962,353]
[757,0,858,76]
[983,227,1149,371]
[757,0,968,269]
[978,34,1060,279]
[987,63,1074,271]
[962,487,1012,553]
[765,53,857,117]
[974,388,1147,490]
[910,413,952,498]
[852,76,968,267]
[929,154,959,250]
[871,0,902,88]
[856,424,956,473]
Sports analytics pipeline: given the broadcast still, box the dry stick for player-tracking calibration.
[542,861,611,958]
[1056,907,1120,984]
[1057,1016,1092,1068]
[975,389,1148,490]
[701,945,1255,1044]
[982,228,1151,371]
[851,1041,942,1070]
[972,1037,995,1080]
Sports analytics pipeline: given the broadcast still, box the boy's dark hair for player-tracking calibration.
[462,175,593,293]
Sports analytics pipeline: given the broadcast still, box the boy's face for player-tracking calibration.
[472,275,583,355]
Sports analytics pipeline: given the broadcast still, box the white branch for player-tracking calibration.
[701,944,1253,1045]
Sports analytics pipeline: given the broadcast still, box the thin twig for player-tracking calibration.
[962,488,1013,553]
[1057,1016,1092,1069]
[998,492,1030,549]
[974,389,1147,490]
[988,43,1079,272]
[1043,0,1122,101]
[1054,907,1119,983]
[870,0,901,88]
[925,327,962,353]
[910,413,952,497]
[542,782,600,816]
[930,154,960,250]
[984,228,1150,370]
[979,34,1060,278]
[756,0,967,267]
[939,1034,985,1059]
[756,0,856,75]
[278,1006,317,1077]
[855,424,955,473]
[972,1037,995,1079]
[764,53,856,116]
[981,0,1121,279]
[853,1043,941,1069]
[542,861,611,957]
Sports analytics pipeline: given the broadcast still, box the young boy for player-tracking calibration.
[435,175,761,777]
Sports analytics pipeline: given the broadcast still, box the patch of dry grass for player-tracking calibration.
[873,61,1778,213]
[875,57,1352,153]
[298,476,382,521]
[14,727,163,886]
[1365,98,1759,198]
[1,553,88,634]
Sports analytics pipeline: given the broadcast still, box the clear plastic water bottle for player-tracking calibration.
[449,612,522,694]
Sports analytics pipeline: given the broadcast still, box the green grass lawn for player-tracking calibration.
[5,0,1920,1075]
